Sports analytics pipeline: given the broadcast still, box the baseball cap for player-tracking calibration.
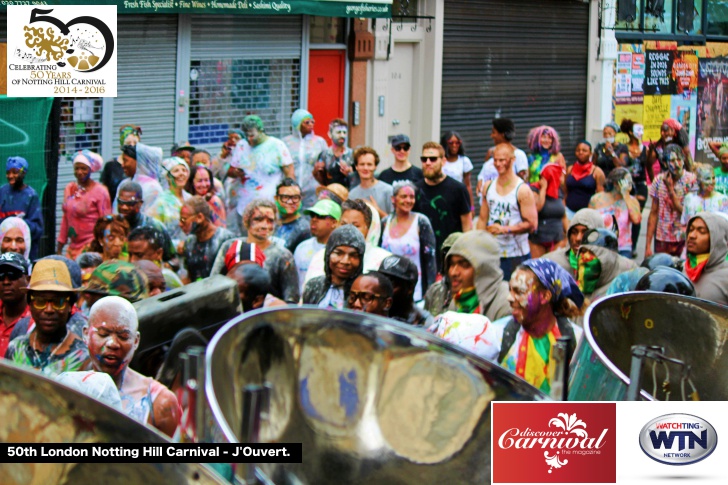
[304,199,342,221]
[171,141,195,155]
[27,259,76,292]
[378,255,418,284]
[391,134,411,149]
[0,252,30,275]
[82,260,149,302]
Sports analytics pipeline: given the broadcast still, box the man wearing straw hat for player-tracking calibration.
[5,259,88,376]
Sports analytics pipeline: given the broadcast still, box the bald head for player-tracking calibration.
[85,296,140,378]
[89,295,139,333]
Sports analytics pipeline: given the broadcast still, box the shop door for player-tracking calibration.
[386,43,415,143]
[308,49,346,144]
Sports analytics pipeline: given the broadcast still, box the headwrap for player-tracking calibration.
[663,118,683,132]
[538,163,564,199]
[364,201,381,247]
[6,157,28,173]
[73,150,103,172]
[134,143,163,180]
[0,217,31,259]
[161,156,189,174]
[719,144,728,157]
[224,240,266,274]
[521,258,585,310]
[228,128,244,139]
[604,121,620,133]
[119,124,142,150]
[291,109,314,131]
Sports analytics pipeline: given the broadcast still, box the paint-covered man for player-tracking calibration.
[314,118,356,188]
[83,296,180,437]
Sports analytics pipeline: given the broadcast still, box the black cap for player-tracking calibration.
[378,255,418,284]
[390,134,411,148]
[0,252,30,275]
[636,267,695,297]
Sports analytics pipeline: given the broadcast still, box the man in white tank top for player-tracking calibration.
[477,144,538,280]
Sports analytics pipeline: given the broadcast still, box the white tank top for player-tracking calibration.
[485,180,530,257]
[382,214,423,300]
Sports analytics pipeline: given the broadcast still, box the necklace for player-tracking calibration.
[30,330,67,365]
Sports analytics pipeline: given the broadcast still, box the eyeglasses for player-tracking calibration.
[347,290,384,306]
[0,271,23,281]
[420,156,440,163]
[277,194,301,203]
[394,145,410,152]
[30,294,70,311]
[117,198,140,206]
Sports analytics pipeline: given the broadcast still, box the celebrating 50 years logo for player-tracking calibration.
[7,5,117,97]
[492,403,616,483]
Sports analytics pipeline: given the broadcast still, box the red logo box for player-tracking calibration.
[492,402,616,483]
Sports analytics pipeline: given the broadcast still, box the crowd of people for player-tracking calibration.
[1,110,727,438]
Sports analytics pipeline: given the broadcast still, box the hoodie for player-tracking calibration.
[302,225,366,306]
[578,244,637,301]
[446,230,511,321]
[685,212,728,306]
[544,208,605,274]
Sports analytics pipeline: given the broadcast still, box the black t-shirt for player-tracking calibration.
[378,165,424,186]
[414,176,470,264]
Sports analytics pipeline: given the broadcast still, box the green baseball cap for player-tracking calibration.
[304,199,342,221]
[82,260,149,302]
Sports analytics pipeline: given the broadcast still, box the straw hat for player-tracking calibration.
[26,259,77,293]
[316,183,349,204]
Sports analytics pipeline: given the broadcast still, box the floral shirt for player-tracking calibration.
[648,172,697,242]
[6,330,89,377]
[230,137,293,216]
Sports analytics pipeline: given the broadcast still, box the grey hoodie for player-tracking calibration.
[446,230,511,321]
[685,212,728,306]
[544,208,605,274]
[579,244,637,301]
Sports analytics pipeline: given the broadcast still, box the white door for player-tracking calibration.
[386,43,415,143]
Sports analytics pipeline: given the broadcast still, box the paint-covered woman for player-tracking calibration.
[619,119,652,254]
[588,168,642,258]
[145,157,192,248]
[57,151,111,260]
[646,118,693,174]
[86,215,130,262]
[526,125,566,184]
[564,141,605,219]
[498,258,585,393]
[185,165,226,228]
[282,109,328,208]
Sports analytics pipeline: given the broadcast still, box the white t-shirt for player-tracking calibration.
[478,148,529,183]
[442,155,474,183]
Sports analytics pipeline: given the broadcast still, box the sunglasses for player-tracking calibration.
[0,270,23,281]
[30,294,70,311]
[117,199,140,206]
[394,145,410,152]
[347,290,384,306]
[420,156,440,163]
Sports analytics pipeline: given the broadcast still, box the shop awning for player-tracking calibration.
[1,0,392,18]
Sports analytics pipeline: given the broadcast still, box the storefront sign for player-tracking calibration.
[0,0,392,17]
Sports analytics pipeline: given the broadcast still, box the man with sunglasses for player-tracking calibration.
[346,271,393,317]
[5,259,89,376]
[414,141,473,271]
[0,252,31,356]
[378,134,424,186]
[273,178,311,254]
[116,180,175,262]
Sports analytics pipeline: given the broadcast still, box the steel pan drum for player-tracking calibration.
[0,361,225,485]
[205,307,548,484]
[569,292,728,401]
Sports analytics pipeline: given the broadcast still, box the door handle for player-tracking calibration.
[392,119,400,126]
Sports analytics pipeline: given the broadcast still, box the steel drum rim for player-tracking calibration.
[204,305,550,443]
[582,291,727,401]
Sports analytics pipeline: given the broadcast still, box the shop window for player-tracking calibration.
[187,58,301,145]
[58,98,103,161]
[617,0,641,30]
[615,0,703,36]
[707,0,728,36]
[644,0,674,33]
[310,17,346,44]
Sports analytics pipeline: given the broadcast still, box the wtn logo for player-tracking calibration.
[639,414,717,465]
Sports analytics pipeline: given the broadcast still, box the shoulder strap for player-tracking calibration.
[498,317,520,364]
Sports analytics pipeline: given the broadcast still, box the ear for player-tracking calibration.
[540,289,552,306]
[82,324,89,344]
[133,331,141,351]
[153,247,164,261]
[252,294,265,310]
[383,297,393,312]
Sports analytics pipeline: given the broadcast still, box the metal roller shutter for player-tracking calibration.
[188,15,303,146]
[441,0,589,183]
[114,15,178,151]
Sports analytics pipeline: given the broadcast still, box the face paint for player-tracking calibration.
[697,167,715,194]
[667,151,684,177]
[633,124,644,139]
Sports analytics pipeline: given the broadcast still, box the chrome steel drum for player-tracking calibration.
[0,361,225,485]
[205,307,548,484]
[569,292,728,401]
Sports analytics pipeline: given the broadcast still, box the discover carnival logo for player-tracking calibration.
[7,5,117,97]
[492,403,616,483]
[639,413,718,465]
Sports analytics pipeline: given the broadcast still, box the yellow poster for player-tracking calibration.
[615,104,643,125]
[643,95,672,143]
